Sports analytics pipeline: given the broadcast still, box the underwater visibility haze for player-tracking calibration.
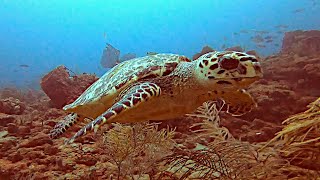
[0,0,319,88]
[0,0,320,179]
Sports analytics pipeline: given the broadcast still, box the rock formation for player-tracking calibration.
[40,66,98,108]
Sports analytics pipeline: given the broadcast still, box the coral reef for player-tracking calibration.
[0,91,318,179]
[0,87,29,102]
[161,141,289,179]
[262,54,320,95]
[281,30,320,56]
[101,123,175,179]
[158,100,319,179]
[0,30,320,179]
[0,97,26,115]
[232,30,319,141]
[159,30,320,142]
[225,45,244,52]
[40,66,98,108]
[246,50,259,57]
[262,97,320,171]
[192,45,215,60]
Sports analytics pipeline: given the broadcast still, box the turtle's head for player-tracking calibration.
[194,51,263,89]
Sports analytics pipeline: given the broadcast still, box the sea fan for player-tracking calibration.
[261,97,320,171]
[160,141,289,180]
[187,100,233,142]
[102,122,176,179]
[159,100,291,179]
[187,99,225,123]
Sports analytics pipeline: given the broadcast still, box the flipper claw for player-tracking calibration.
[49,113,81,139]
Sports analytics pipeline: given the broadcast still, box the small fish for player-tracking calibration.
[256,44,266,48]
[19,64,29,68]
[266,39,273,43]
[292,8,305,13]
[274,43,279,47]
[275,24,288,29]
[253,30,269,35]
[233,32,239,36]
[277,30,285,34]
[264,36,273,40]
[240,29,249,33]
[147,52,158,56]
[251,35,264,43]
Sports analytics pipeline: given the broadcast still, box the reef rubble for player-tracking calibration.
[0,30,319,179]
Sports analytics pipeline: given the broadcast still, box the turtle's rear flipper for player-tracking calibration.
[67,82,161,144]
[49,113,83,139]
[220,89,257,116]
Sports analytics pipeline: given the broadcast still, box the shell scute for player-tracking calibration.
[63,54,189,113]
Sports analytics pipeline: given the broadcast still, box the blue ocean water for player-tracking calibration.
[0,0,319,88]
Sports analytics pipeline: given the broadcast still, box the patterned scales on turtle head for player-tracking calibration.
[193,51,263,116]
[48,52,262,144]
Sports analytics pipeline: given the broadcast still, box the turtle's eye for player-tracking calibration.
[219,57,239,70]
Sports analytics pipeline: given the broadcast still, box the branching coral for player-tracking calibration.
[261,97,320,170]
[187,100,233,142]
[159,101,289,179]
[101,122,176,179]
[161,142,288,180]
[88,98,319,179]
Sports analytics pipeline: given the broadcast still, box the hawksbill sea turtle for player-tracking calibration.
[49,51,263,143]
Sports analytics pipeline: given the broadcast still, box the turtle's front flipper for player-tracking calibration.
[49,113,84,139]
[67,82,161,144]
[220,89,257,116]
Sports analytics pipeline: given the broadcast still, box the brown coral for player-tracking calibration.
[40,66,98,108]
[0,97,26,115]
[281,30,320,56]
[192,45,215,60]
[101,123,176,179]
[160,102,289,180]
[262,97,320,171]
